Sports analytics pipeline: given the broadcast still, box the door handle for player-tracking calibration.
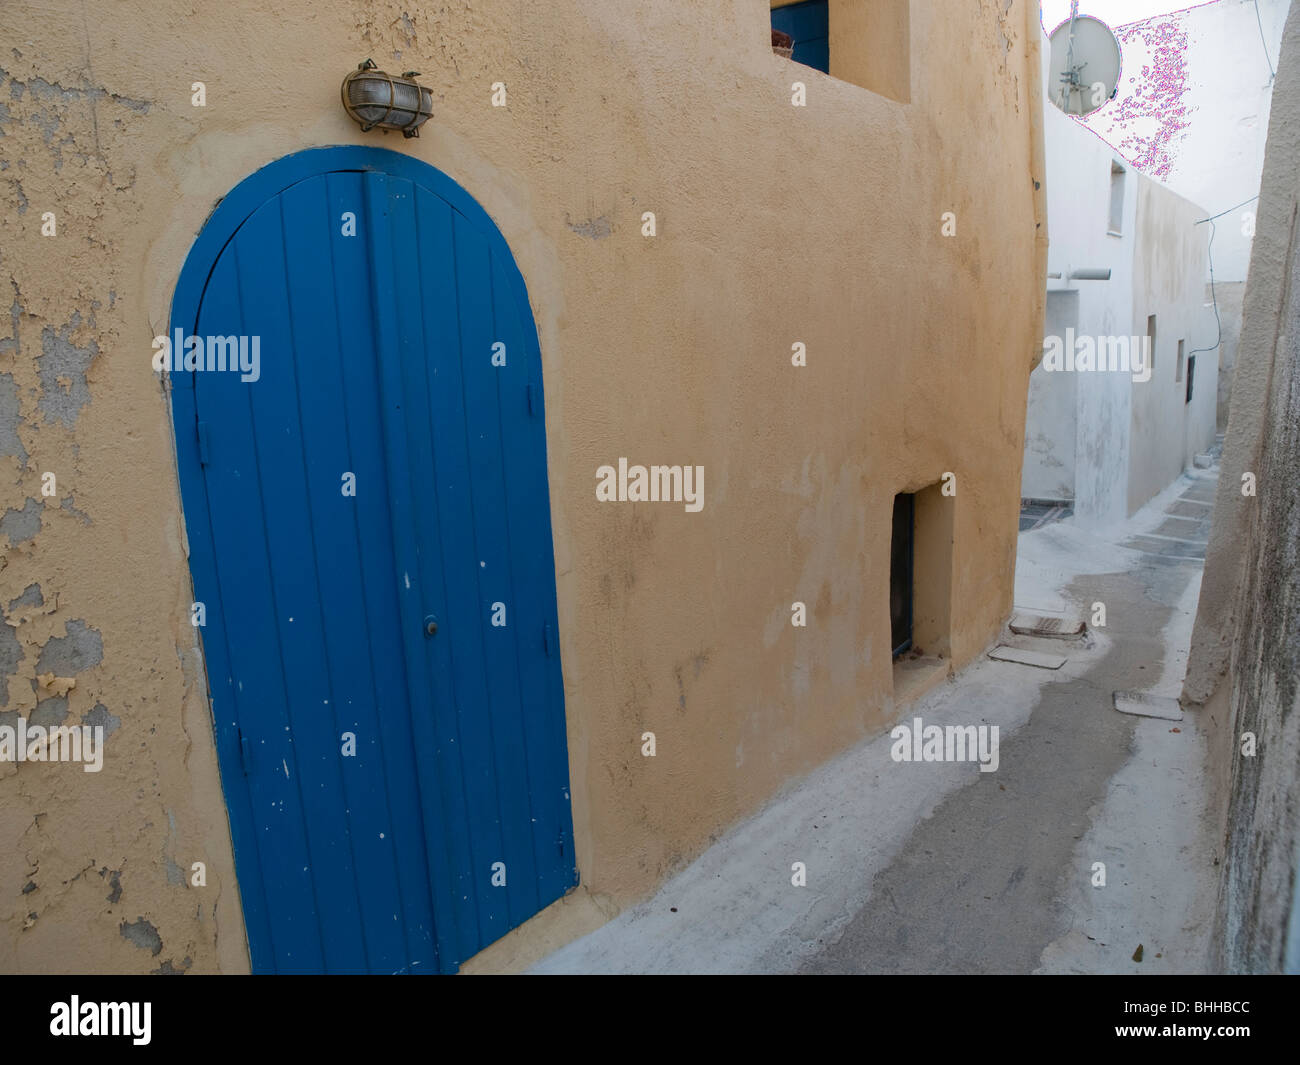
[423,615,438,637]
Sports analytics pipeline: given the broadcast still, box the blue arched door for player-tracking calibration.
[170,147,576,974]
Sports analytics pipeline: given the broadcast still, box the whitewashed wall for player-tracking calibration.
[1026,15,1217,523]
[1128,175,1217,513]
[1081,0,1291,422]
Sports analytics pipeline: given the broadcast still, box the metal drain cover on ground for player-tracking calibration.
[1113,691,1184,721]
[1009,613,1086,638]
[988,645,1067,669]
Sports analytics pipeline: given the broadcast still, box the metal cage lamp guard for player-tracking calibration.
[341,59,434,138]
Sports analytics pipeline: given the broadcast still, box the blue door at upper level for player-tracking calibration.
[771,0,830,74]
[170,148,577,974]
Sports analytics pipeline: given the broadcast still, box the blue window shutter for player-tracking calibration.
[772,0,830,74]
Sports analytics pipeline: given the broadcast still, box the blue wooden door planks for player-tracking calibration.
[170,147,577,974]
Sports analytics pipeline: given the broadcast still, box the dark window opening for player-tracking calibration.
[1186,355,1196,404]
[890,491,914,658]
[771,0,829,74]
[1108,161,1126,234]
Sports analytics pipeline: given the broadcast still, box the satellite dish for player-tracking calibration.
[1048,8,1121,117]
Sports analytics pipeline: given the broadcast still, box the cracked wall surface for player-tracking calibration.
[0,1,242,974]
[2,0,1044,973]
[1188,2,1300,974]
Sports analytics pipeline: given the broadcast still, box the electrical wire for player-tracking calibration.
[1190,195,1260,357]
[1254,0,1277,82]
[1195,194,1262,225]
[1189,215,1223,356]
[1186,0,1276,356]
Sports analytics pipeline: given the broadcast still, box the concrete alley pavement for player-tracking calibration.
[533,469,1222,974]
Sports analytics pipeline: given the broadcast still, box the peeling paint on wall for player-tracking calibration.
[0,620,22,706]
[8,584,43,611]
[0,373,27,461]
[119,916,162,956]
[82,702,119,738]
[0,0,1045,975]
[35,618,102,676]
[38,314,98,427]
[0,498,42,544]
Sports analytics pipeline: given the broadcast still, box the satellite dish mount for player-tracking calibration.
[1048,4,1122,117]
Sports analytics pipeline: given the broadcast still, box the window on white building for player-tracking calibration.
[1108,161,1126,235]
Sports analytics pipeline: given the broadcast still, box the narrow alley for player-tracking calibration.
[5,0,1299,1005]
[534,467,1223,974]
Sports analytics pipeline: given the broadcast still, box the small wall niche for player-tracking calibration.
[890,480,954,663]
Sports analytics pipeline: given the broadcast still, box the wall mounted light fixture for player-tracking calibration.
[341,59,433,138]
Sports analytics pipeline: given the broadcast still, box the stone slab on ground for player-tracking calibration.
[988,645,1067,669]
[1113,690,1184,721]
[1009,613,1086,638]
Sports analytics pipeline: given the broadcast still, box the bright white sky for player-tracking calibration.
[1040,0,1218,32]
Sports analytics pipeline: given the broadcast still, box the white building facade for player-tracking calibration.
[1082,0,1291,426]
[1023,15,1219,524]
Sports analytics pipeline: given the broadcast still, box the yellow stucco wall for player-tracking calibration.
[0,0,1045,973]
